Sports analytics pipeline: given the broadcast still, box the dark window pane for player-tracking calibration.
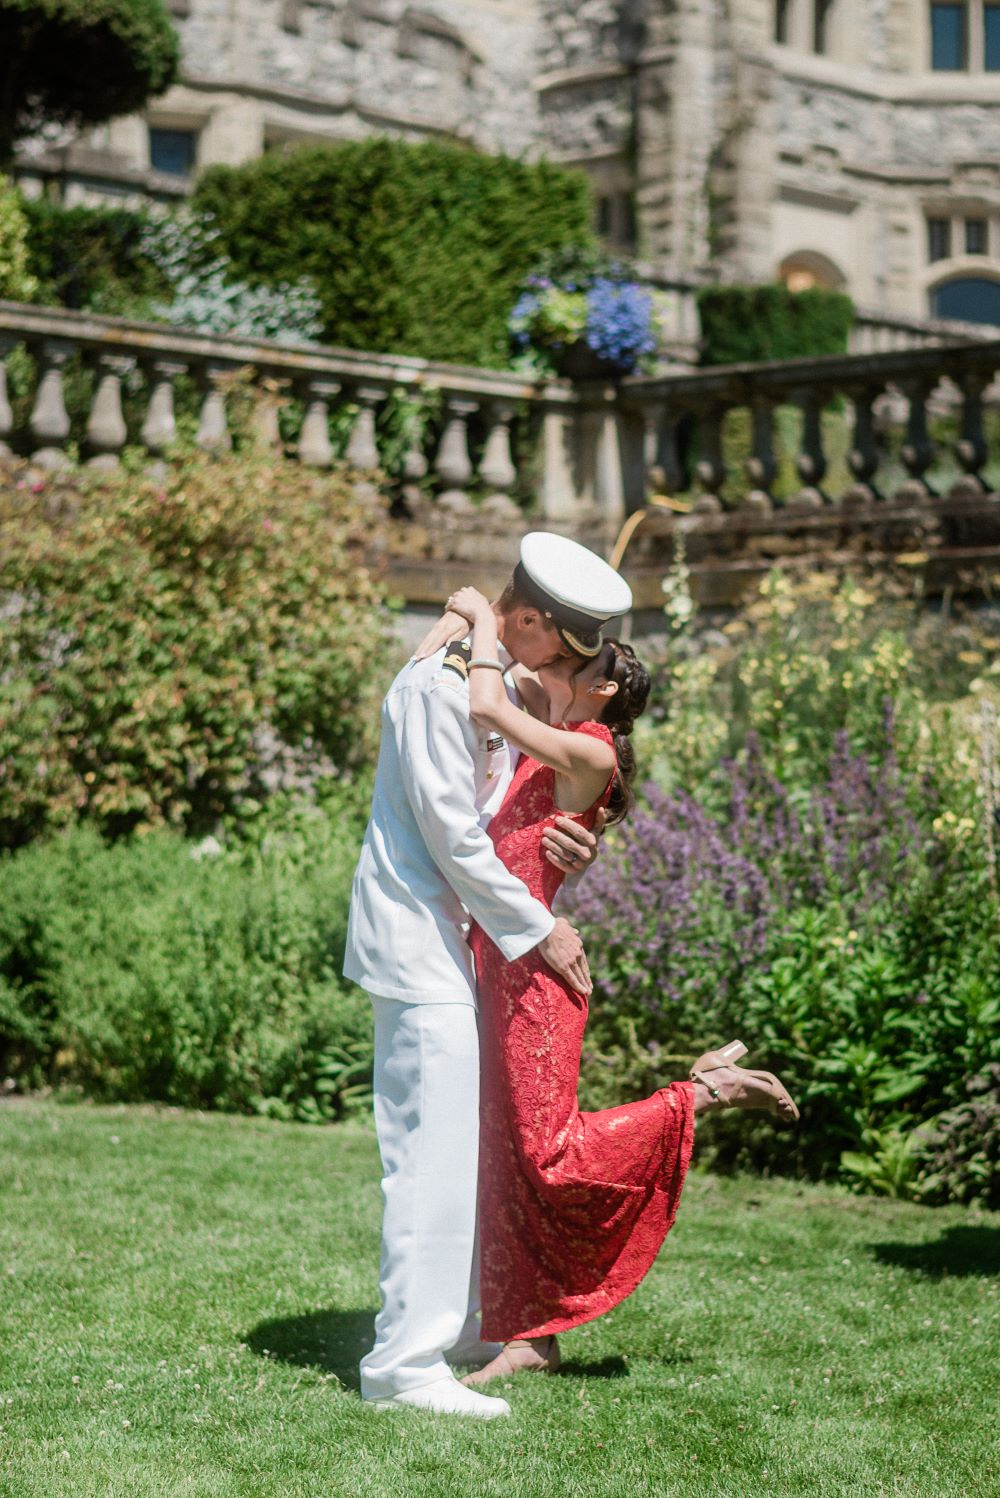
[149,127,197,177]
[928,217,952,261]
[775,0,790,44]
[596,196,613,237]
[966,218,988,254]
[931,4,967,69]
[814,0,833,53]
[621,193,637,251]
[933,277,1000,325]
[985,3,1000,68]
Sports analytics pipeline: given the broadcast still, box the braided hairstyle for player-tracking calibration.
[599,640,651,824]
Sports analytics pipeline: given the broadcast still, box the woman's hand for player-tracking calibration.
[412,609,468,661]
[446,586,493,627]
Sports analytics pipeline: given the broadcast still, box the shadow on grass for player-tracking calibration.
[247,1316,644,1390]
[871,1225,1000,1278]
[559,1356,629,1379]
[246,1308,376,1390]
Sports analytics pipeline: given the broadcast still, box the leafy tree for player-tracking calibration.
[0,0,180,168]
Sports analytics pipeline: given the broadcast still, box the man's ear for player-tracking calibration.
[516,607,543,631]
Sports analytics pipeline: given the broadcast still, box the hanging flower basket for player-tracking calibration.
[508,268,660,380]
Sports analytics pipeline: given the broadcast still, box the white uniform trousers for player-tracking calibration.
[360,995,482,1399]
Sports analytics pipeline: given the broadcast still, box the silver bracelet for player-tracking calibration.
[468,658,504,672]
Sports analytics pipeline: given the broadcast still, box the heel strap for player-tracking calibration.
[690,1068,723,1101]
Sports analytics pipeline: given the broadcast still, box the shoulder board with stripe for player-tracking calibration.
[441,640,472,680]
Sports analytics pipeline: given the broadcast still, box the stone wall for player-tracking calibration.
[12,0,1000,330]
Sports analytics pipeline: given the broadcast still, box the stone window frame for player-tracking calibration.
[771,0,854,63]
[925,205,1000,262]
[778,248,848,291]
[928,0,1000,70]
[146,122,201,179]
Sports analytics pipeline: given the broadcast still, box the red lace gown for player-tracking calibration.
[471,720,696,1342]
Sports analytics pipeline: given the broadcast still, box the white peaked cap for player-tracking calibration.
[515,531,633,657]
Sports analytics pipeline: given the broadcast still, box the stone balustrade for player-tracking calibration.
[0,300,578,522]
[618,339,1000,514]
[5,299,1000,611]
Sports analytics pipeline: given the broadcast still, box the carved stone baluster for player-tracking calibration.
[0,342,13,458]
[793,392,827,508]
[743,396,776,513]
[196,365,233,455]
[29,339,73,469]
[478,401,518,517]
[254,375,286,453]
[344,385,384,470]
[298,378,340,468]
[434,397,477,511]
[898,379,936,500]
[950,370,990,499]
[86,354,131,469]
[399,414,430,516]
[843,385,881,505]
[141,359,187,456]
[693,404,726,513]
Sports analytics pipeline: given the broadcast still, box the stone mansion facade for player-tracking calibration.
[15,0,1000,327]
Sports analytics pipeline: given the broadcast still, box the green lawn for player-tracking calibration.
[1,1098,997,1498]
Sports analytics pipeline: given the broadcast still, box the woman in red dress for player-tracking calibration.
[443,588,798,1386]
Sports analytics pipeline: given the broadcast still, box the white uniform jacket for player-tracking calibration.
[343,645,556,1005]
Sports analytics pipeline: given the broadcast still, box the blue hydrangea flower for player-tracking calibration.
[584,278,657,370]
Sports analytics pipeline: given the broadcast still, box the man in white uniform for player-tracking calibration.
[344,533,633,1419]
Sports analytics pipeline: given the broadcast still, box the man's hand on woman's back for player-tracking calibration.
[537,917,592,996]
[542,809,606,874]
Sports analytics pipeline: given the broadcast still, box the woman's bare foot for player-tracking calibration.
[461,1335,561,1387]
[690,1045,799,1123]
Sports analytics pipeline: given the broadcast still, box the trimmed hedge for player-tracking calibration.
[697,284,854,366]
[191,139,594,366]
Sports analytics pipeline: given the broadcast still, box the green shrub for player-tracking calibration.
[697,283,854,366]
[0,174,38,301]
[0,449,388,846]
[0,794,374,1119]
[0,0,179,169]
[21,197,164,315]
[191,139,594,366]
[911,1065,1000,1209]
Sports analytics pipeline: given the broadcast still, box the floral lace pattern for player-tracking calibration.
[472,721,696,1341]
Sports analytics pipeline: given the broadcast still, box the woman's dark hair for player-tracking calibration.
[599,639,651,824]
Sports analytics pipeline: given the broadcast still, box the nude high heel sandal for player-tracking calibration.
[461,1335,561,1387]
[690,1039,800,1123]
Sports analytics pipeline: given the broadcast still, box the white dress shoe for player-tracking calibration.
[366,1376,511,1419]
